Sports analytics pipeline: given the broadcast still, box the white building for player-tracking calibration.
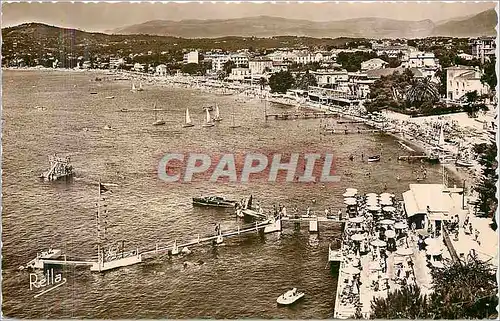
[228,67,250,81]
[311,69,349,87]
[248,58,273,75]
[155,64,168,77]
[208,54,230,72]
[133,63,145,72]
[458,53,474,61]
[360,58,388,71]
[402,51,438,69]
[446,66,490,101]
[230,53,249,67]
[109,57,125,69]
[373,45,409,59]
[183,51,199,64]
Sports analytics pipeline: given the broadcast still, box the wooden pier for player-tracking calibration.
[337,120,365,124]
[265,111,338,120]
[321,129,382,135]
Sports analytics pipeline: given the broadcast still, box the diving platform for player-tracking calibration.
[40,155,74,181]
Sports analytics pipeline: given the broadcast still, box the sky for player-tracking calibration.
[1,1,497,33]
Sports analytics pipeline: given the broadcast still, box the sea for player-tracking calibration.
[1,70,458,319]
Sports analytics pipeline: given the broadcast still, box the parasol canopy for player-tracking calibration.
[369,261,383,270]
[344,266,361,274]
[366,193,377,198]
[346,188,358,194]
[351,233,366,241]
[425,238,441,247]
[426,246,443,256]
[394,222,408,229]
[371,239,387,247]
[367,205,381,212]
[349,217,365,224]
[396,247,413,256]
[380,200,393,206]
[383,206,396,212]
[385,230,396,238]
[379,219,395,225]
[344,198,357,205]
[379,193,394,198]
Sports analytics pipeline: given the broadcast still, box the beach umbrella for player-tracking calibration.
[343,266,361,275]
[366,193,377,198]
[383,206,396,212]
[425,238,441,247]
[351,233,366,241]
[343,192,356,197]
[426,246,443,256]
[349,217,365,224]
[396,247,413,256]
[385,230,396,238]
[367,205,381,212]
[366,200,379,206]
[380,200,393,206]
[394,222,408,229]
[344,198,357,205]
[379,219,395,225]
[346,188,358,194]
[371,239,387,247]
[432,261,445,269]
[380,193,394,198]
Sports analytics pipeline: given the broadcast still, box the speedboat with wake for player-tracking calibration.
[277,288,305,305]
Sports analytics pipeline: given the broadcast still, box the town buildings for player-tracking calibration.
[360,58,388,71]
[183,51,200,64]
[470,37,496,63]
[249,58,273,75]
[446,66,489,101]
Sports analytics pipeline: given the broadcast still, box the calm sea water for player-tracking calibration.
[1,70,455,319]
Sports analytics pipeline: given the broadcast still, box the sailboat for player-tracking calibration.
[229,104,240,129]
[137,81,144,92]
[202,108,215,127]
[212,103,222,122]
[438,124,445,146]
[131,82,136,92]
[182,108,195,128]
[153,102,165,126]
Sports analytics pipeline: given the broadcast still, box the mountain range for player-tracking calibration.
[109,9,497,39]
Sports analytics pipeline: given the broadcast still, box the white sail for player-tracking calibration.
[185,109,192,124]
[205,108,211,123]
[139,82,143,89]
[131,82,136,90]
[215,104,220,118]
[438,124,445,146]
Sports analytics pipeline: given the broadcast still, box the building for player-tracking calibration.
[373,44,409,59]
[133,63,145,72]
[470,37,496,63]
[360,58,388,71]
[310,69,349,87]
[402,184,464,234]
[458,53,474,61]
[183,51,199,64]
[109,57,125,69]
[402,51,438,69]
[446,66,489,101]
[230,53,249,67]
[228,67,250,81]
[248,58,273,75]
[271,61,290,73]
[155,64,168,77]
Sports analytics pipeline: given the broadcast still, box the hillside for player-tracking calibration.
[110,15,436,39]
[110,9,497,39]
[432,9,497,37]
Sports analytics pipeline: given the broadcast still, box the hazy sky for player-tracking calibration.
[2,1,497,32]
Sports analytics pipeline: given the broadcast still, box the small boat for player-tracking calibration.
[456,159,474,167]
[181,247,191,255]
[192,196,236,208]
[202,108,215,127]
[104,125,113,130]
[277,288,305,305]
[90,92,98,95]
[212,103,222,122]
[367,155,381,162]
[137,82,144,92]
[216,234,223,244]
[229,104,240,129]
[105,96,115,99]
[131,82,136,92]
[152,102,165,126]
[120,108,129,112]
[182,108,194,128]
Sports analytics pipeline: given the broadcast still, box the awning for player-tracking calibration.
[402,190,425,218]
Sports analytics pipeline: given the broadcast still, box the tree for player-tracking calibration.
[258,77,268,90]
[473,142,498,218]
[268,71,295,93]
[406,76,440,108]
[481,58,497,91]
[295,70,317,90]
[181,63,199,75]
[371,256,498,319]
[463,90,488,118]
[223,60,236,77]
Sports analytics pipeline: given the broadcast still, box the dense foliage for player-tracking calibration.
[336,51,378,72]
[268,71,295,93]
[481,58,497,91]
[473,142,498,219]
[463,90,489,118]
[371,255,498,319]
[295,70,318,90]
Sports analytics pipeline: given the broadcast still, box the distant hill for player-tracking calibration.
[432,9,497,37]
[110,15,436,39]
[110,10,497,39]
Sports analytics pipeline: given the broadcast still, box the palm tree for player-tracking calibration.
[258,77,268,90]
[463,90,489,118]
[406,76,440,108]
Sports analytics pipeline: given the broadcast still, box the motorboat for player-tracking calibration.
[277,288,305,305]
[367,155,381,162]
[192,196,236,208]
